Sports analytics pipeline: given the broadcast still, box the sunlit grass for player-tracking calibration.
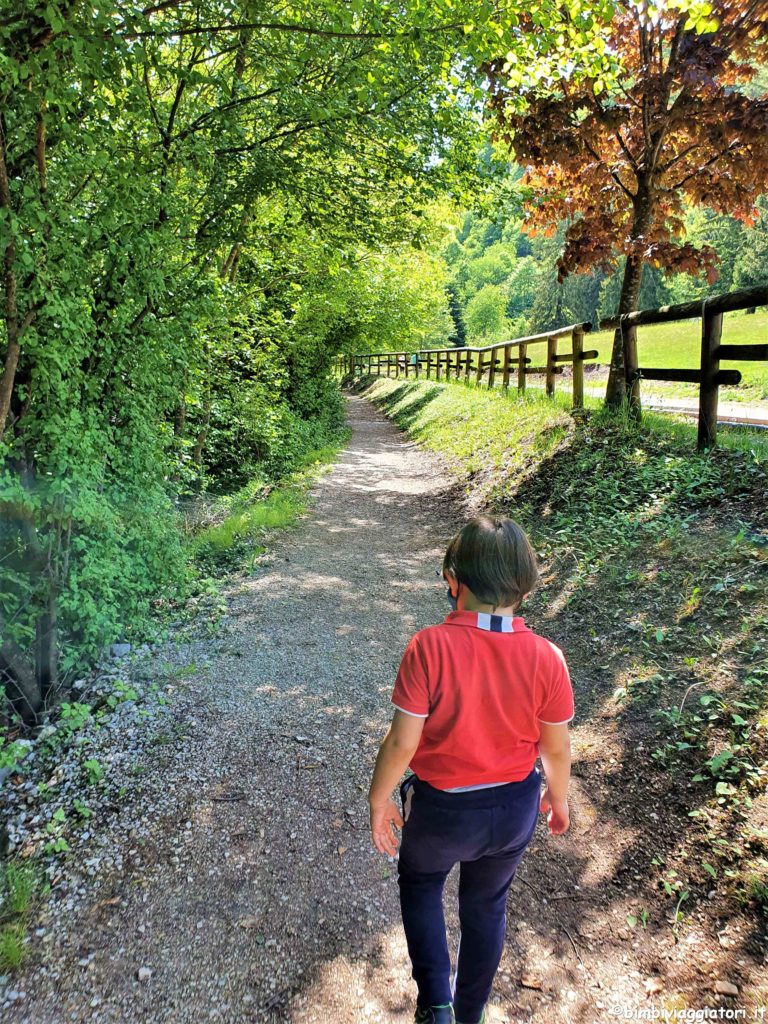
[363,376,768,464]
[0,860,40,971]
[364,377,576,477]
[590,309,768,401]
[187,433,350,572]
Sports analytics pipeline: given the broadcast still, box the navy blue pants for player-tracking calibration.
[397,767,541,1024]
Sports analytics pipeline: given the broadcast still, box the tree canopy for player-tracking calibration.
[483,0,768,402]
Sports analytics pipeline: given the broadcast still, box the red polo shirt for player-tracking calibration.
[391,610,574,790]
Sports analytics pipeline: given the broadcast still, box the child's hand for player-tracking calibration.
[540,789,570,835]
[369,798,404,857]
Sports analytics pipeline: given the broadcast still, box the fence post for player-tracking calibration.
[698,301,722,451]
[475,350,484,385]
[501,344,511,390]
[436,351,442,381]
[488,347,497,389]
[464,351,472,383]
[622,319,641,421]
[518,343,527,393]
[546,336,557,397]
[571,327,584,408]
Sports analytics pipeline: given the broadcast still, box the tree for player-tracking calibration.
[733,197,768,292]
[0,0,483,718]
[465,284,509,342]
[506,257,538,318]
[447,283,467,346]
[484,1,768,404]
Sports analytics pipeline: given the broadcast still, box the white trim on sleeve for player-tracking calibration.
[538,715,575,725]
[393,703,429,718]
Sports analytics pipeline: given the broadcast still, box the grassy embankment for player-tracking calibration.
[358,374,768,926]
[587,310,768,403]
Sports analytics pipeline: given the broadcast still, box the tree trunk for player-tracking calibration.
[174,399,187,437]
[191,395,212,470]
[0,627,41,726]
[0,123,20,442]
[19,452,59,709]
[605,190,653,407]
[605,254,645,406]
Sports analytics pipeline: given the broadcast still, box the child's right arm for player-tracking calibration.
[538,722,571,835]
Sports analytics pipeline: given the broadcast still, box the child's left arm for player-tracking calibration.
[368,710,426,856]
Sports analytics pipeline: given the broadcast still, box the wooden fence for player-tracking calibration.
[337,322,597,409]
[601,284,768,450]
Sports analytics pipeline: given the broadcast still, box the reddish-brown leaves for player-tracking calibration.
[484,0,768,282]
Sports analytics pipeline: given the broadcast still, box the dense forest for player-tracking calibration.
[1,1,767,727]
[436,194,768,347]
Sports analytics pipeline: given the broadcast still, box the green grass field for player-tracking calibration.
[588,310,768,402]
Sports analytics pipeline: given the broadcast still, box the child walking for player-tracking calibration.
[368,516,574,1024]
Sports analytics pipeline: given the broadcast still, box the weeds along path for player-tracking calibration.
[5,395,765,1024]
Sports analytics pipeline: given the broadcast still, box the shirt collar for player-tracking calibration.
[444,610,528,634]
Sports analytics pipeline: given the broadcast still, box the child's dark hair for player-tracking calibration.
[442,516,538,611]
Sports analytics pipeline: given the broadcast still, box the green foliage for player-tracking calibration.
[82,759,104,785]
[742,870,768,915]
[0,860,41,971]
[465,284,510,342]
[189,429,350,574]
[0,922,26,971]
[437,195,768,354]
[5,1,483,704]
[0,734,32,774]
[0,862,36,918]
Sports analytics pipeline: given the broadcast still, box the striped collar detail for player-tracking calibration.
[477,612,515,633]
[444,610,526,633]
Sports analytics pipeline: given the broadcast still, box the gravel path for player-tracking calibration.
[8,394,761,1024]
[2,396,474,1024]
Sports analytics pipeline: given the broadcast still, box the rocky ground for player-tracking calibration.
[1,394,766,1024]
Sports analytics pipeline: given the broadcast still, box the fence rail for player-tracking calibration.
[340,286,767,451]
[601,284,768,450]
[337,322,596,409]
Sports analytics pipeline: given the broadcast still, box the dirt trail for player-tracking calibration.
[4,395,765,1024]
